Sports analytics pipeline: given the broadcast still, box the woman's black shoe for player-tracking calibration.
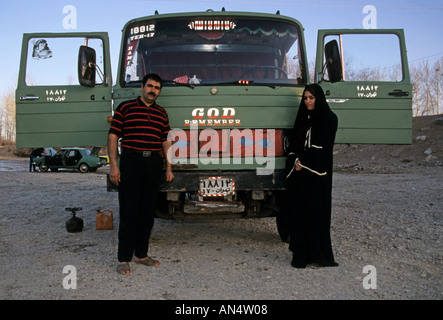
[291,257,308,269]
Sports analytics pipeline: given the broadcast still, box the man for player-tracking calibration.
[108,73,174,275]
[29,147,44,172]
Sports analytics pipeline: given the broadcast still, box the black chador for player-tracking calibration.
[285,84,339,268]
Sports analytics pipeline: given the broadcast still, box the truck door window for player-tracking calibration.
[322,34,403,82]
[25,37,105,86]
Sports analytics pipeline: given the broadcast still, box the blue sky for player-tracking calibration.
[1,0,442,98]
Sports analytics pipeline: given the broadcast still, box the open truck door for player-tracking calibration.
[315,29,412,144]
[16,32,112,148]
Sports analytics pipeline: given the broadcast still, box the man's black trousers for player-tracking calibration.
[117,152,163,262]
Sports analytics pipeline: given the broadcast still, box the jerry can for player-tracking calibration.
[96,209,113,230]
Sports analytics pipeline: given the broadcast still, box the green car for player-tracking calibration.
[34,147,108,173]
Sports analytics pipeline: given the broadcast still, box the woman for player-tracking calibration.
[285,84,338,268]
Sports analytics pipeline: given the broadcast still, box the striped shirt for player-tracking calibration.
[109,97,170,151]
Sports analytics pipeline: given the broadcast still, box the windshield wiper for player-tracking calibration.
[162,79,195,88]
[212,80,287,89]
[163,79,294,89]
[163,79,254,88]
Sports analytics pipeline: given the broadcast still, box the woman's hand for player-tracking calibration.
[295,159,302,171]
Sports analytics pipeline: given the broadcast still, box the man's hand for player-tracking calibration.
[165,167,175,182]
[295,159,302,171]
[109,165,121,186]
[108,133,121,186]
[162,140,175,182]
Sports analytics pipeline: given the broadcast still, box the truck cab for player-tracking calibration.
[16,10,412,239]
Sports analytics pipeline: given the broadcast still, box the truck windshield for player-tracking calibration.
[122,15,303,86]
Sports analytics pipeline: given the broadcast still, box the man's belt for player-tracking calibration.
[122,148,160,157]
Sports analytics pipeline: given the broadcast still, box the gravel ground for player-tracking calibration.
[0,162,441,301]
[0,116,442,302]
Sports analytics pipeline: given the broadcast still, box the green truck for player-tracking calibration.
[16,10,412,239]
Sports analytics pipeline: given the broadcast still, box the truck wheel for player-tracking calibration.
[154,192,173,219]
[79,163,89,173]
[39,163,48,172]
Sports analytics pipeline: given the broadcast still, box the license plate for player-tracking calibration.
[199,176,235,197]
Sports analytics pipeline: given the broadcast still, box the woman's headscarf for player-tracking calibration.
[290,84,331,153]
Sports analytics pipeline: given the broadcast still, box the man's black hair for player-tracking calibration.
[142,73,163,88]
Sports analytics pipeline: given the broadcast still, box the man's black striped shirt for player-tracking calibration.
[109,97,170,151]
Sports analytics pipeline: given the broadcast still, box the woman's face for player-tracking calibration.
[303,91,316,111]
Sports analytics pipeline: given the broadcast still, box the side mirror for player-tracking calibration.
[324,40,343,83]
[78,45,96,87]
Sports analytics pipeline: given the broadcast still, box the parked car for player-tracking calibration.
[33,147,107,173]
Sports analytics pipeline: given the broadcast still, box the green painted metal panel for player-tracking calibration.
[315,29,412,144]
[16,32,112,148]
[112,86,302,137]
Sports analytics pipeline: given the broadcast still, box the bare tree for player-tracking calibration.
[1,86,16,145]
[411,63,423,116]
[431,58,442,115]
[411,57,443,116]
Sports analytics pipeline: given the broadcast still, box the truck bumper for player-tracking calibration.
[158,169,286,192]
[107,169,286,192]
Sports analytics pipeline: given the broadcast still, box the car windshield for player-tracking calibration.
[122,15,303,86]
